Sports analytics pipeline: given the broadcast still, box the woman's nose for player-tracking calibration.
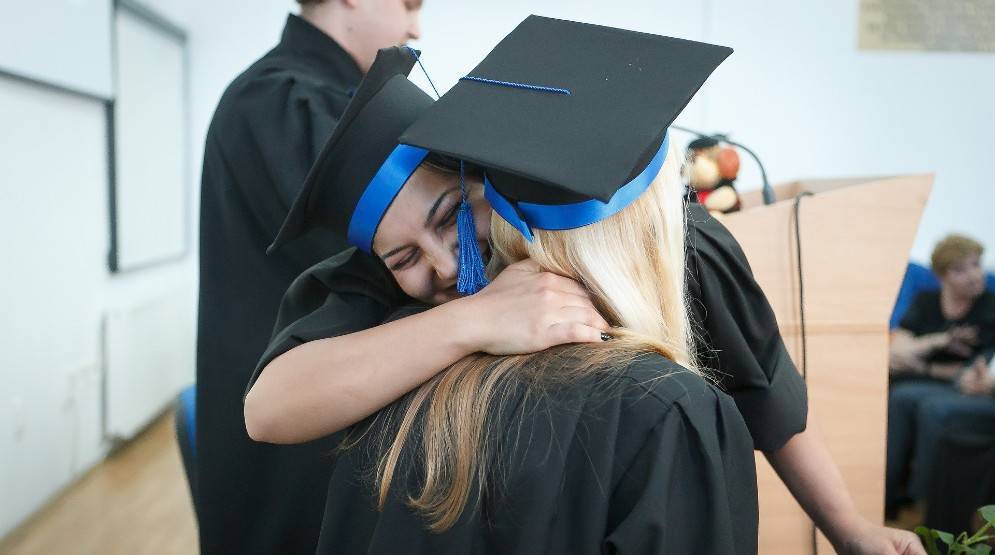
[428,243,457,282]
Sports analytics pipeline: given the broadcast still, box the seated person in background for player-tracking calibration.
[886,233,995,517]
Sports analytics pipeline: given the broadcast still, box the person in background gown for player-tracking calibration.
[195,2,425,552]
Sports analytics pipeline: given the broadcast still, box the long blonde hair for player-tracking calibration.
[363,139,696,531]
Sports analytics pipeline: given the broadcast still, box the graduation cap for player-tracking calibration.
[268,46,433,255]
[399,15,732,241]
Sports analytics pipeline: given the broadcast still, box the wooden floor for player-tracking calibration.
[0,409,924,555]
[0,412,198,555]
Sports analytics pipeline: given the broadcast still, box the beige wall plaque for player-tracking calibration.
[859,0,995,52]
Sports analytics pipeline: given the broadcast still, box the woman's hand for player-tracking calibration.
[453,259,610,355]
[835,518,926,555]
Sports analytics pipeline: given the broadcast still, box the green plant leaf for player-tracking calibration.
[917,526,942,555]
[938,530,956,545]
[973,544,992,555]
[981,505,995,525]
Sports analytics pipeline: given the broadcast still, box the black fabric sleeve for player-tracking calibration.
[212,72,353,267]
[898,292,931,335]
[242,74,350,210]
[603,383,758,554]
[686,205,808,452]
[245,249,407,395]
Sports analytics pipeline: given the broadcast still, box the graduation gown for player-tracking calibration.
[250,205,808,455]
[243,205,801,551]
[316,352,758,554]
[196,14,365,554]
[685,203,808,452]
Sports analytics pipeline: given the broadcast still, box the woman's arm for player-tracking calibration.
[765,411,925,555]
[888,329,948,374]
[245,260,609,444]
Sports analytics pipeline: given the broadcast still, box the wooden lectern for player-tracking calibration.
[720,175,933,554]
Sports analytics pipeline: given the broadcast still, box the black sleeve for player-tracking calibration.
[898,292,932,336]
[213,73,352,263]
[245,249,408,395]
[971,292,995,353]
[686,205,808,452]
[244,74,349,209]
[603,383,758,554]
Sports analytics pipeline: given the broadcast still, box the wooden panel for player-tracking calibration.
[721,174,932,554]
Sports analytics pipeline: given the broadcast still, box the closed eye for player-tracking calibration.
[389,248,420,271]
[437,203,459,230]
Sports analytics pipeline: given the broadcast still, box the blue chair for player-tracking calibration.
[175,384,198,515]
[889,263,940,329]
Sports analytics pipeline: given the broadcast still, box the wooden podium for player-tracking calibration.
[720,175,933,554]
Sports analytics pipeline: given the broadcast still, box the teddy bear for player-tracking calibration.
[686,136,742,216]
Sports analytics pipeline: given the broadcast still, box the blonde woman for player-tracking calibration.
[312,130,758,552]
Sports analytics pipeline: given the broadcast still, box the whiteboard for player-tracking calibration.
[110,3,189,272]
[0,0,113,99]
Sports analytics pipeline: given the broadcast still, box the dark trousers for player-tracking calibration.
[886,378,995,509]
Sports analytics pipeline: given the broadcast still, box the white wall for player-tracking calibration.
[0,0,113,98]
[701,0,994,269]
[0,0,203,539]
[411,0,992,270]
[0,78,109,537]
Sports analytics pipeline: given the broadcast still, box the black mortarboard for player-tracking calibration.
[268,46,433,254]
[400,15,732,240]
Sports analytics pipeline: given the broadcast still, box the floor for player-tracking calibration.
[0,412,198,555]
[0,410,928,555]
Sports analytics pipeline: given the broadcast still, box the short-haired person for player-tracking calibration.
[886,234,995,517]
[196,2,423,552]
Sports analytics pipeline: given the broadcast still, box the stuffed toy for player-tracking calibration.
[687,136,742,215]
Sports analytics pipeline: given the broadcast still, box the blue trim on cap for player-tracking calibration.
[348,144,430,252]
[485,132,670,241]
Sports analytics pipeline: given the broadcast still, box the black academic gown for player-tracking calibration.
[243,205,803,552]
[316,353,758,554]
[196,14,364,554]
[685,203,808,452]
[251,205,809,455]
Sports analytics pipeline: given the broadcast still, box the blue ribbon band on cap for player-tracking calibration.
[348,144,430,253]
[485,131,669,241]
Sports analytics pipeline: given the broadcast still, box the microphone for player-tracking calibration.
[671,124,776,205]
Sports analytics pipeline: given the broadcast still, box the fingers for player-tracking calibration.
[545,321,608,346]
[556,305,611,332]
[947,343,973,358]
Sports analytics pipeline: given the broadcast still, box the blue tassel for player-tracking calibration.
[456,162,489,294]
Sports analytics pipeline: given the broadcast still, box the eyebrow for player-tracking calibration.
[425,187,458,227]
[380,187,459,261]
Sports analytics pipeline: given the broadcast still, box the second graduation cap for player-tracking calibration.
[269,46,433,255]
[399,15,732,240]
